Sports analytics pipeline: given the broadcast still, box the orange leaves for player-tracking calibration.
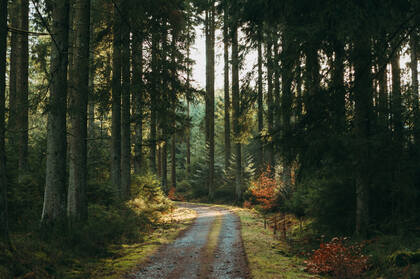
[168,187,184,201]
[248,166,278,211]
[305,237,369,278]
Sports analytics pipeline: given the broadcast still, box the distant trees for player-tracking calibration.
[0,0,418,238]
[238,0,420,235]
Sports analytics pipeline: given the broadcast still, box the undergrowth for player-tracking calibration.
[0,173,177,279]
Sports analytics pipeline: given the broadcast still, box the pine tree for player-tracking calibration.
[41,0,70,228]
[68,0,90,224]
[0,0,9,244]
[120,0,131,199]
[111,2,122,196]
[231,0,241,203]
[16,0,29,180]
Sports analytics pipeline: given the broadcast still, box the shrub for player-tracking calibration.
[305,237,369,279]
[168,187,185,201]
[246,166,278,212]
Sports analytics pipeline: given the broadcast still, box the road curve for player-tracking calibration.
[128,203,250,279]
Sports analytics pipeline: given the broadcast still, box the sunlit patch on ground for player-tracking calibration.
[88,206,197,279]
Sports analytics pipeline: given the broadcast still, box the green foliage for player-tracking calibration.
[0,173,173,278]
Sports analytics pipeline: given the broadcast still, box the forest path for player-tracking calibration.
[128,203,250,279]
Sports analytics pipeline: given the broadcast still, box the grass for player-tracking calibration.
[229,207,322,279]
[85,206,197,279]
[0,206,196,279]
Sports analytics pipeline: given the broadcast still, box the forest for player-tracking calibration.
[0,0,419,278]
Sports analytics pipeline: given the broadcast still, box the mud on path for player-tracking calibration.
[128,203,250,279]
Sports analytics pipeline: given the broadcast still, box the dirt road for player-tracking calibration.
[129,203,250,279]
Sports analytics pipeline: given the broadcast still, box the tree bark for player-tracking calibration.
[8,1,17,149]
[257,27,264,172]
[0,0,9,244]
[111,4,121,197]
[332,39,345,132]
[88,0,95,137]
[150,32,158,173]
[41,0,70,228]
[133,27,143,175]
[186,40,191,173]
[354,36,372,236]
[391,52,403,148]
[273,38,280,129]
[16,0,29,179]
[266,36,274,168]
[162,139,168,191]
[410,32,419,144]
[281,31,292,189]
[207,1,215,201]
[68,0,90,224]
[120,0,131,200]
[378,60,388,128]
[231,5,241,203]
[223,0,231,170]
[170,31,177,190]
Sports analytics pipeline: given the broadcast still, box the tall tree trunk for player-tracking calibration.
[150,32,158,173]
[223,0,231,170]
[410,32,419,144]
[157,144,161,177]
[231,5,241,203]
[257,27,264,172]
[68,0,90,224]
[332,39,345,131]
[133,26,143,175]
[378,58,388,128]
[120,1,131,200]
[354,36,372,236]
[273,38,280,129]
[207,2,215,201]
[0,0,9,244]
[170,31,178,190]
[8,1,17,149]
[266,37,274,168]
[41,0,69,228]
[391,52,403,148]
[162,139,168,191]
[281,30,292,189]
[88,0,95,136]
[186,41,191,173]
[111,4,121,196]
[305,44,320,104]
[295,59,303,124]
[204,8,210,199]
[16,0,29,179]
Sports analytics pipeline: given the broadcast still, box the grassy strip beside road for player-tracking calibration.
[230,207,320,279]
[85,206,196,279]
